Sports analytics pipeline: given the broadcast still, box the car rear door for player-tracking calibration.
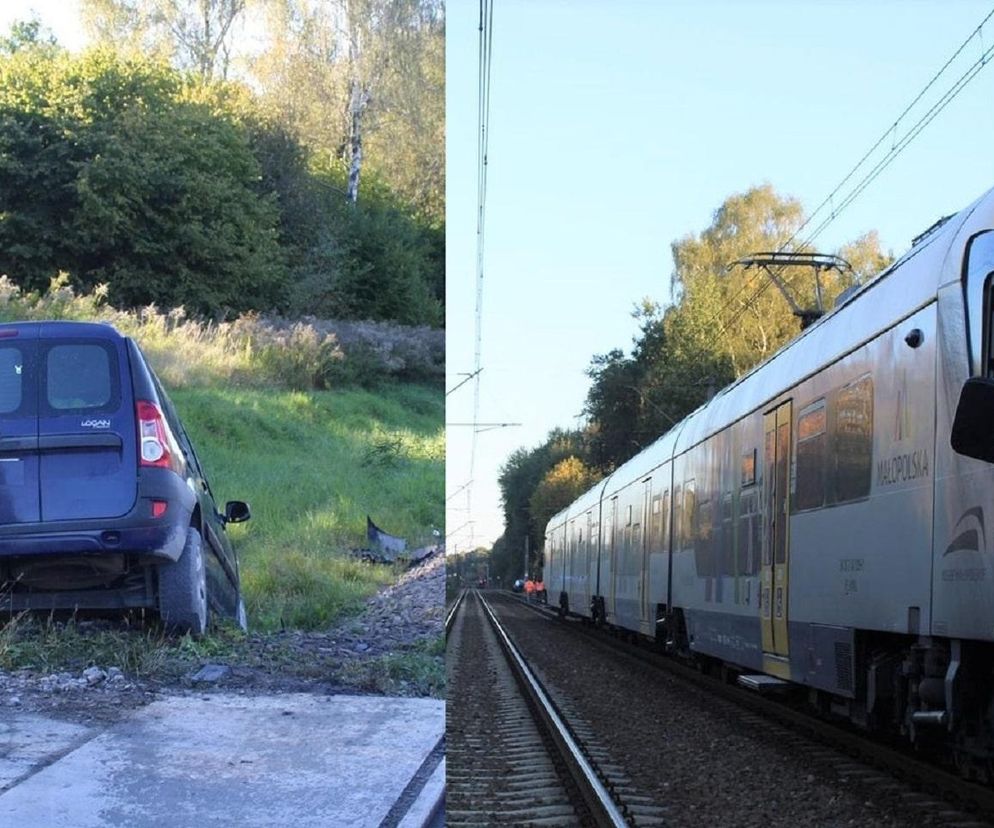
[38,326,138,521]
[0,328,40,524]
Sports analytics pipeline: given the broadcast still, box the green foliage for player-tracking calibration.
[492,429,591,584]
[529,457,598,552]
[585,185,893,471]
[251,0,445,226]
[496,185,896,576]
[0,18,57,55]
[173,384,443,631]
[336,637,445,698]
[287,165,444,326]
[0,48,286,314]
[0,614,172,676]
[80,0,247,81]
[0,37,444,328]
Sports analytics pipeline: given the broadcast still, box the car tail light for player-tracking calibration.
[136,400,183,474]
[151,500,168,518]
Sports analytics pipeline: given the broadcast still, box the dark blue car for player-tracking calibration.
[0,321,250,635]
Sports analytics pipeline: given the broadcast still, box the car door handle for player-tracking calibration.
[38,434,124,451]
[0,436,38,452]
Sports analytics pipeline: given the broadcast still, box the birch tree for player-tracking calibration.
[81,0,249,80]
[255,0,443,214]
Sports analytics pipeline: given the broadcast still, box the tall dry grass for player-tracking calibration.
[0,275,444,389]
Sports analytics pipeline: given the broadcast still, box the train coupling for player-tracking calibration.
[910,710,948,727]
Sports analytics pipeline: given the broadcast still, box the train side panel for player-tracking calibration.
[932,229,994,640]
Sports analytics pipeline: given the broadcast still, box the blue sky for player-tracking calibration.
[445,0,994,552]
[1,2,85,49]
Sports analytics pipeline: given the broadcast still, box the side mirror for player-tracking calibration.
[224,501,251,524]
[951,377,994,463]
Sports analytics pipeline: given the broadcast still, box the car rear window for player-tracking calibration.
[0,346,23,414]
[46,343,117,411]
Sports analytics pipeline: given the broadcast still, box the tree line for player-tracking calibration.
[489,185,893,584]
[0,2,443,324]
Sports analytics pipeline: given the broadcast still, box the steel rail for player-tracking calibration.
[477,591,630,828]
[504,592,994,821]
[444,588,465,636]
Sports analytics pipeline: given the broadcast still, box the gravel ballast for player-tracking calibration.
[489,595,990,828]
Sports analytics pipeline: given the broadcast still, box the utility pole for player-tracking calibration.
[524,535,529,579]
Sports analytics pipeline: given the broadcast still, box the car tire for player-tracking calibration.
[235,596,248,632]
[158,527,208,637]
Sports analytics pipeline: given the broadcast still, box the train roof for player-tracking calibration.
[545,185,994,535]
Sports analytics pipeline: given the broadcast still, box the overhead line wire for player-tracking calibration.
[467,0,495,549]
[714,7,994,340]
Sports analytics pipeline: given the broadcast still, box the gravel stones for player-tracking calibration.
[0,548,446,720]
[489,597,976,828]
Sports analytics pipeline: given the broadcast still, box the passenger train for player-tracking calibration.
[544,185,994,775]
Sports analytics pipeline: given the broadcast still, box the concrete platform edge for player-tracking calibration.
[397,757,445,828]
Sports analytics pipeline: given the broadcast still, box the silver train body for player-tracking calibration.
[544,186,994,765]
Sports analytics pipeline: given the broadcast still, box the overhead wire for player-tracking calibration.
[714,6,994,340]
[464,0,495,550]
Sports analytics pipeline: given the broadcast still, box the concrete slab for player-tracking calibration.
[0,693,444,828]
[0,714,94,791]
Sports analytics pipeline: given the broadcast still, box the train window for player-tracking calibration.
[661,490,670,550]
[683,480,696,551]
[986,268,994,378]
[795,399,827,511]
[720,493,734,577]
[696,498,713,576]
[739,490,761,576]
[833,375,874,503]
[965,231,994,374]
[626,504,633,526]
[763,429,775,567]
[741,448,756,487]
[673,485,682,548]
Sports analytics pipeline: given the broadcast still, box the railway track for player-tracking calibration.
[446,590,657,827]
[505,592,994,827]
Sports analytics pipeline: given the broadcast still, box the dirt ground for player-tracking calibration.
[0,550,445,726]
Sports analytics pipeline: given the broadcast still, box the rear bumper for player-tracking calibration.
[0,523,187,562]
[0,467,193,562]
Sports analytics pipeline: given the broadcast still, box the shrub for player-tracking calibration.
[0,276,443,390]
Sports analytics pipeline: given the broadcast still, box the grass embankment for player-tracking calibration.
[0,282,444,695]
[0,383,444,694]
[174,384,444,630]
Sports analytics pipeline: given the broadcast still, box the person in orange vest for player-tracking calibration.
[524,578,535,600]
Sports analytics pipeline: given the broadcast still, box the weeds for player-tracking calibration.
[0,275,444,389]
[173,385,443,632]
[0,615,172,677]
[336,637,445,698]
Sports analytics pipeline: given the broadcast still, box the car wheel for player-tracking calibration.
[235,596,248,632]
[158,527,208,637]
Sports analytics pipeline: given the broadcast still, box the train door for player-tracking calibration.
[604,497,617,619]
[762,401,792,660]
[640,478,652,625]
[582,510,593,614]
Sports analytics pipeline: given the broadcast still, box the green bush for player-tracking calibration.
[0,49,286,314]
